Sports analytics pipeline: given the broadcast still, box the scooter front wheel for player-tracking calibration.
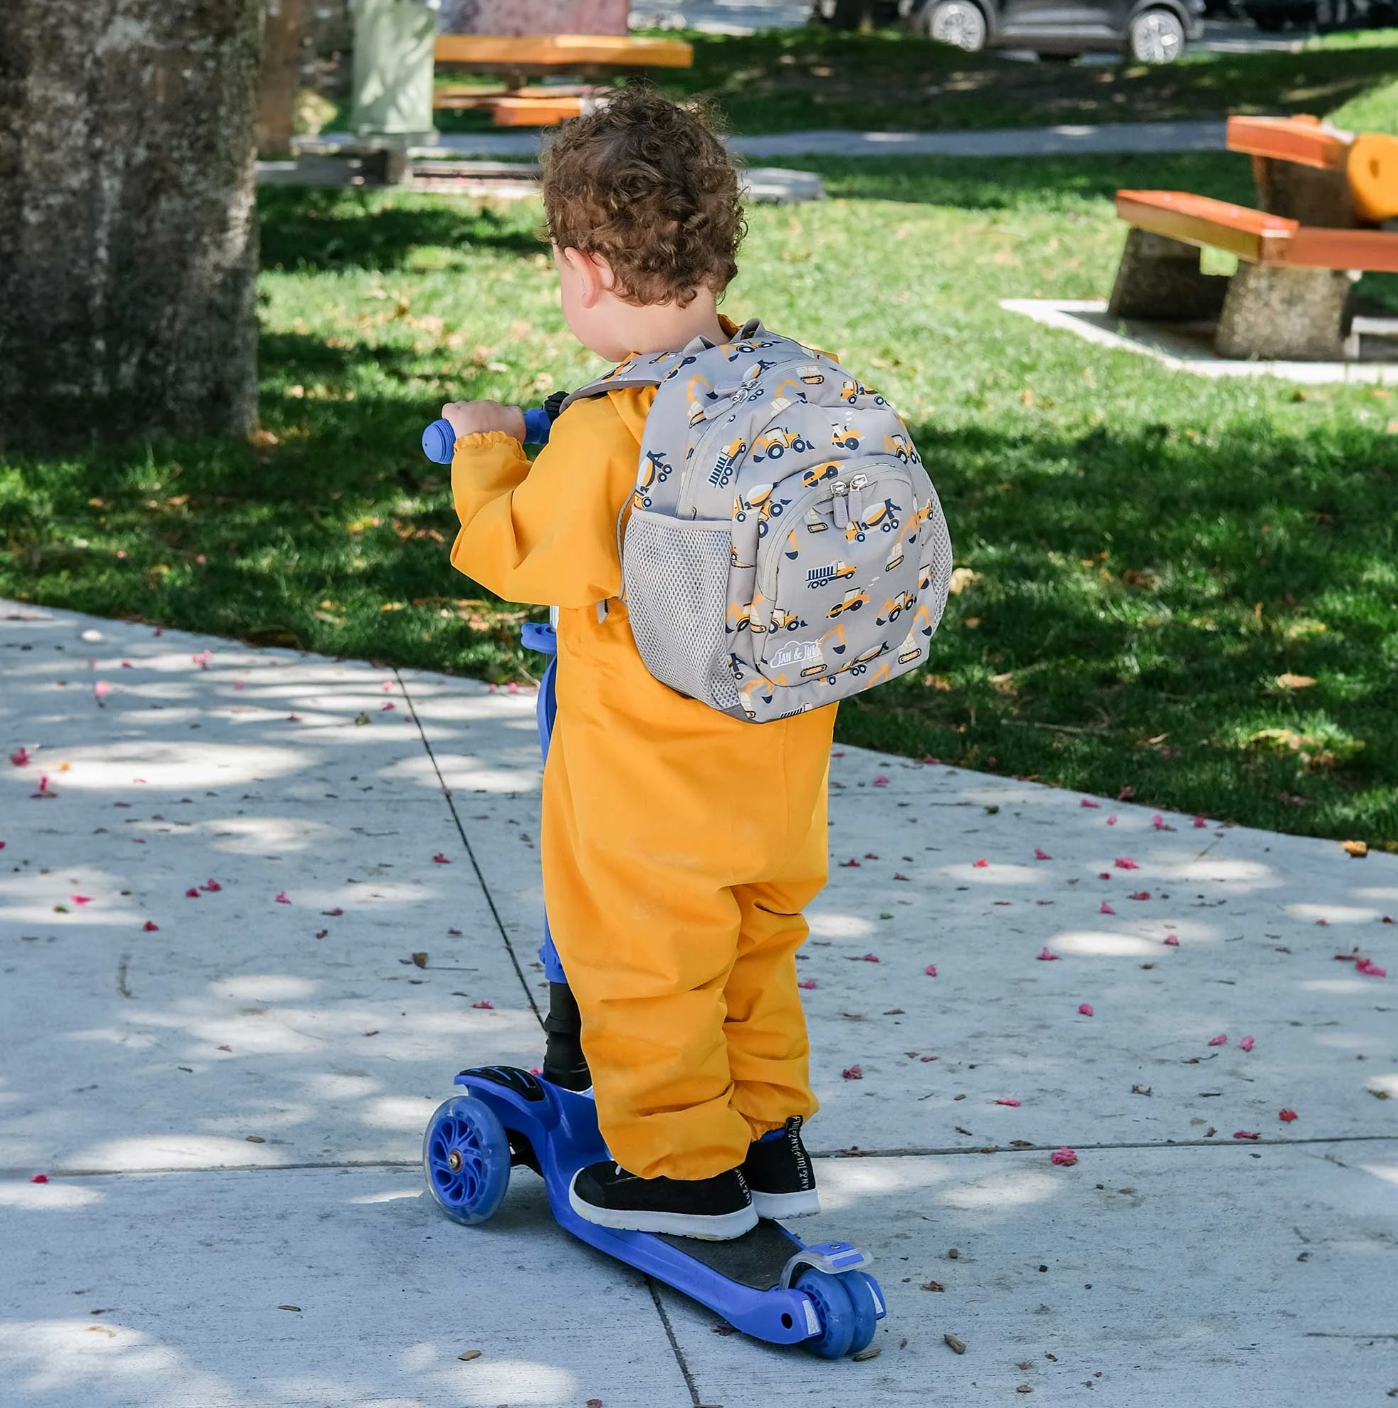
[794,1267,856,1358]
[839,1270,883,1355]
[423,1095,511,1225]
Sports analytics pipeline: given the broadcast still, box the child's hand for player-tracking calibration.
[441,400,527,443]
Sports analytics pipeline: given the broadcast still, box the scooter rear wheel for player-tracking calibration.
[423,1095,511,1225]
[839,1270,883,1355]
[795,1267,856,1358]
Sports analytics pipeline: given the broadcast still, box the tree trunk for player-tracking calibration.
[258,0,303,157]
[0,0,262,450]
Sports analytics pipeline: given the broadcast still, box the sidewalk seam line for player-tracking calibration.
[395,668,542,1025]
[646,1276,705,1408]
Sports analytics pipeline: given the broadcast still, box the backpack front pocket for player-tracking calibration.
[622,508,741,711]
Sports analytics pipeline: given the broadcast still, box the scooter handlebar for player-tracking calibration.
[421,406,553,463]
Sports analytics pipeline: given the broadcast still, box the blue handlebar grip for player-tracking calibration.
[421,408,552,464]
[522,406,552,446]
[421,418,457,464]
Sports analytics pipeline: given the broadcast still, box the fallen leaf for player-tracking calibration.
[839,858,861,868]
[363,1029,379,1036]
[458,1349,482,1361]
[921,1280,945,1292]
[852,1346,882,1361]
[1343,840,1369,858]
[411,952,428,968]
[245,1135,265,1144]
[1276,673,1316,689]
[944,1334,967,1355]
[277,1304,300,1312]
[1050,1146,1078,1166]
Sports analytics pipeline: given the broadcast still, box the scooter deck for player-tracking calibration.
[453,1065,877,1347]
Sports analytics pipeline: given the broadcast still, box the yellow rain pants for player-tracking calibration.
[450,385,834,1181]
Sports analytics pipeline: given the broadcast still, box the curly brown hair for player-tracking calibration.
[540,87,745,308]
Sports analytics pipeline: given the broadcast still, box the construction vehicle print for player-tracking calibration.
[802,461,841,489]
[752,427,815,464]
[806,560,858,590]
[884,432,919,464]
[731,540,754,570]
[846,643,888,676]
[710,437,748,489]
[844,497,901,544]
[632,450,675,509]
[831,425,862,452]
[733,482,788,537]
[726,599,760,635]
[840,378,887,407]
[876,590,916,626]
[827,587,869,619]
[769,607,806,632]
[820,622,848,657]
[885,537,906,572]
[897,631,923,665]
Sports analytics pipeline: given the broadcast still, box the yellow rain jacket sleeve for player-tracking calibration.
[449,386,834,1182]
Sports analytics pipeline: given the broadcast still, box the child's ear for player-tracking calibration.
[561,247,616,309]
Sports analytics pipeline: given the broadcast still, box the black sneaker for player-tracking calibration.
[568,1160,758,1240]
[741,1116,820,1220]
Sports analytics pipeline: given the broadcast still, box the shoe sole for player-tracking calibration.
[567,1171,759,1241]
[751,1188,821,1219]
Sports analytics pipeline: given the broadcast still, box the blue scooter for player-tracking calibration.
[417,410,886,1358]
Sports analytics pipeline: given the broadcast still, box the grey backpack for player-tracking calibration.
[560,319,952,723]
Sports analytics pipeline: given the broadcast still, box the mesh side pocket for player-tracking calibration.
[622,509,740,712]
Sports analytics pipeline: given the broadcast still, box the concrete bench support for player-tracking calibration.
[1215,263,1353,361]
[1108,228,1230,321]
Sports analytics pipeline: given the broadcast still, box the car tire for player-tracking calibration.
[1128,7,1186,62]
[925,0,988,49]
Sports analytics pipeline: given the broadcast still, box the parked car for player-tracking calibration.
[813,0,1205,62]
[1240,0,1396,27]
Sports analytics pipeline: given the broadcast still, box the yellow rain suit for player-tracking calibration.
[449,380,835,1182]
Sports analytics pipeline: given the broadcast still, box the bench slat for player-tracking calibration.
[1225,115,1351,171]
[1116,190,1296,263]
[434,34,693,68]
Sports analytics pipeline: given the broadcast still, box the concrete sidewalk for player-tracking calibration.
[2,599,1395,1407]
[297,118,1228,162]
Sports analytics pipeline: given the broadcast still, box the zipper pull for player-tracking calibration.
[832,480,850,529]
[848,473,868,521]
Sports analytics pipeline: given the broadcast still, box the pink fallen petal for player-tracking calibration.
[1208,1034,1228,1046]
[142,921,159,932]
[382,682,394,692]
[1078,1003,1094,1016]
[924,964,938,977]
[1279,1108,1298,1123]
[831,750,845,758]
[94,681,112,699]
[488,684,498,693]
[860,953,880,963]
[286,714,302,722]
[1050,1147,1078,1166]
[192,650,212,668]
[185,888,200,899]
[864,852,879,860]
[1152,814,1166,830]
[872,774,890,787]
[200,879,222,892]
[1128,891,1151,901]
[842,1064,864,1080]
[70,894,92,906]
[920,1054,938,1062]
[10,747,30,767]
[1193,816,1208,828]
[798,979,817,990]
[275,890,290,904]
[1034,848,1052,860]
[1106,815,1118,825]
[1232,1130,1260,1141]
[1239,1035,1255,1052]
[839,858,861,868]
[1100,902,1116,915]
[1356,959,1387,977]
[972,858,989,868]
[921,754,939,764]
[529,1065,542,1075]
[994,1098,1022,1107]
[432,853,451,864]
[1114,857,1140,870]
[153,627,163,637]
[234,681,245,690]
[30,1174,48,1184]
[472,1000,494,1010]
[1098,871,1111,880]
[1164,933,1180,946]
[507,682,520,694]
[381,702,396,711]
[1080,799,1100,809]
[1036,946,1060,961]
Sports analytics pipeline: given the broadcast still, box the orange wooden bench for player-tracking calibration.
[433,33,693,128]
[1109,115,1398,360]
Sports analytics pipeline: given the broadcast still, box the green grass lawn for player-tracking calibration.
[5,150,1398,842]
[427,28,1398,136]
